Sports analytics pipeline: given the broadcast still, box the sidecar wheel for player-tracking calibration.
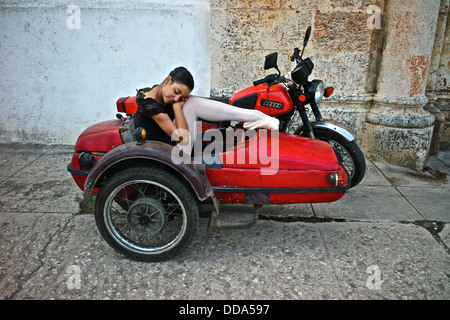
[94,167,199,262]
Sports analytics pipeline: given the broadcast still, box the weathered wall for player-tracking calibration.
[210,0,385,119]
[210,0,448,170]
[1,0,448,170]
[0,0,210,145]
[426,0,450,150]
[211,0,381,95]
[360,0,440,170]
[428,0,449,101]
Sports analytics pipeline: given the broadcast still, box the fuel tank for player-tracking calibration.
[229,83,293,117]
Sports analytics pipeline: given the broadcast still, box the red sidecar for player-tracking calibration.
[68,96,348,261]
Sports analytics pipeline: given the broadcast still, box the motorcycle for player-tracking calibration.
[67,27,362,262]
[227,26,366,188]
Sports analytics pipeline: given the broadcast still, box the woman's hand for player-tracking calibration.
[172,100,186,109]
[171,98,190,145]
[173,95,190,109]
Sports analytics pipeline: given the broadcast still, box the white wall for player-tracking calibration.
[0,0,210,144]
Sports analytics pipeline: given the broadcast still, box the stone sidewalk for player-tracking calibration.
[0,143,449,300]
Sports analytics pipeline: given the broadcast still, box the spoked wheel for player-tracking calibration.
[94,167,199,262]
[296,128,366,188]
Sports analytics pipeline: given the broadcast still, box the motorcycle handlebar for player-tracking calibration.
[253,78,267,86]
[290,47,300,61]
[253,74,277,86]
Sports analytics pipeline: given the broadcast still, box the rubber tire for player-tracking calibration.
[94,166,199,262]
[296,128,366,188]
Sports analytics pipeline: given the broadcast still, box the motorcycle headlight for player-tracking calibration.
[308,80,324,103]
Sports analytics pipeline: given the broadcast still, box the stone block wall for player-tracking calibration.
[426,0,450,151]
[1,0,448,169]
[210,0,449,170]
[211,0,384,97]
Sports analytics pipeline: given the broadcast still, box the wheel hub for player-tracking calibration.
[126,197,165,236]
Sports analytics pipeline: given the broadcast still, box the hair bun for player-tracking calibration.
[169,67,194,91]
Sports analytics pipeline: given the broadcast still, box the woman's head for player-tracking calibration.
[170,67,194,91]
[161,67,194,105]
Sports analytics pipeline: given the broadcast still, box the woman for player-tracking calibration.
[135,67,193,147]
[135,66,279,155]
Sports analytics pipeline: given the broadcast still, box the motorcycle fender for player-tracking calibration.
[82,141,214,204]
[298,120,356,142]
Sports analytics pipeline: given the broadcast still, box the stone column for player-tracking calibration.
[426,0,449,153]
[361,0,441,170]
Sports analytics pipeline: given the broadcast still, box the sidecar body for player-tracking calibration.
[67,97,348,261]
[69,96,348,208]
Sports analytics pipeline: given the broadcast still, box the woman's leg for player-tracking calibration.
[178,96,279,155]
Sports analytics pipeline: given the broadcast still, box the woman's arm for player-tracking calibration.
[152,101,190,145]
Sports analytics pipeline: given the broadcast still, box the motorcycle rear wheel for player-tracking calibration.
[94,166,199,262]
[296,128,366,188]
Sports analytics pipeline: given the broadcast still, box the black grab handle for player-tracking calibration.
[253,74,277,86]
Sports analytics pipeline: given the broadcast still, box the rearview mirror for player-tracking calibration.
[303,26,311,47]
[264,52,278,70]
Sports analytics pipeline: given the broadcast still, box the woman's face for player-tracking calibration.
[161,76,191,105]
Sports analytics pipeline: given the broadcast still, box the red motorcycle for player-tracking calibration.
[227,26,365,188]
[68,27,360,262]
